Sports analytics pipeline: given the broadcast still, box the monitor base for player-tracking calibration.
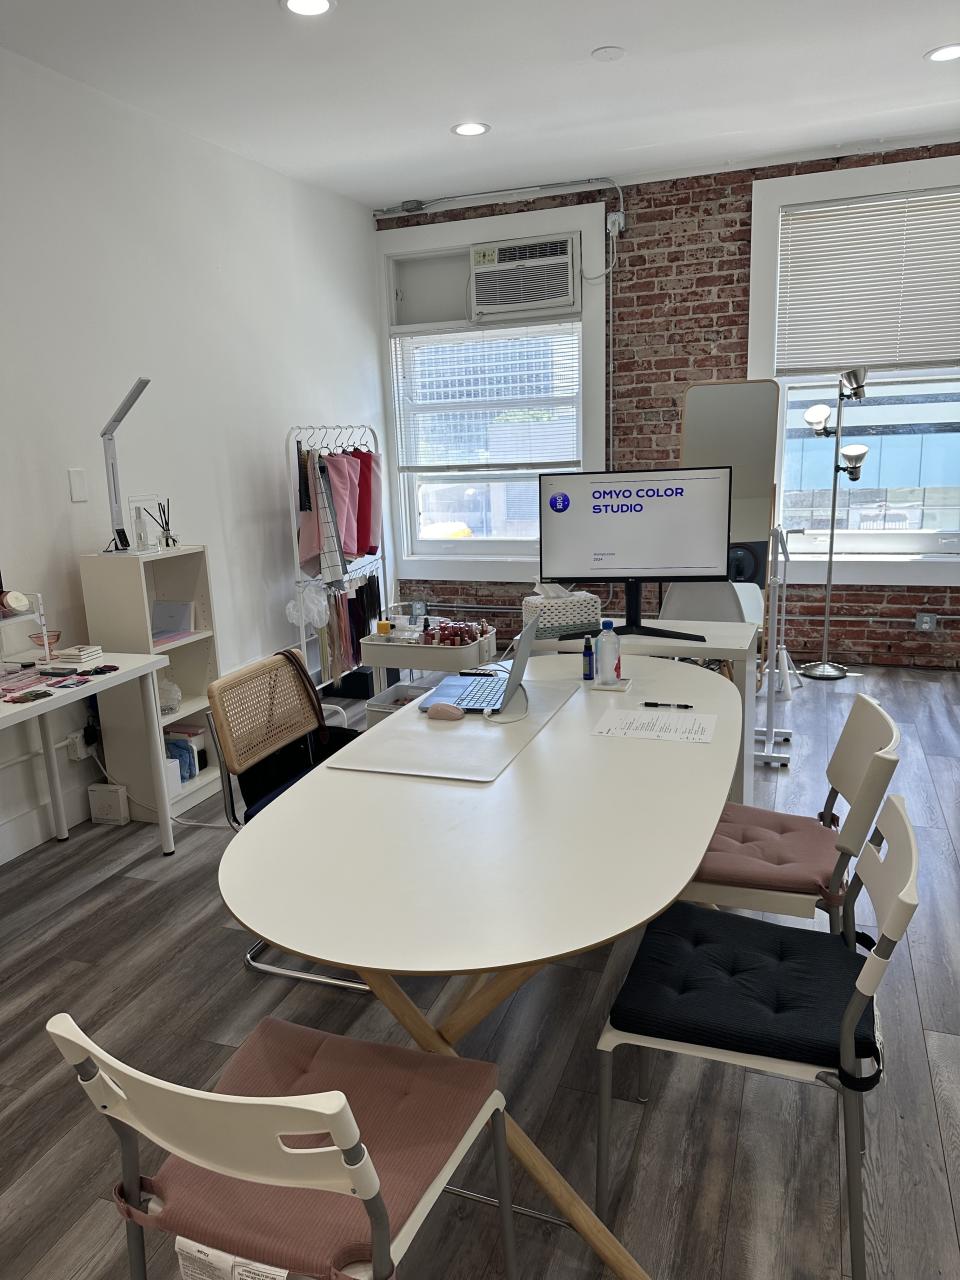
[613,622,706,642]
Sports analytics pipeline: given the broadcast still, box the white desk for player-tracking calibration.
[544,620,758,805]
[0,652,175,854]
[219,655,740,1280]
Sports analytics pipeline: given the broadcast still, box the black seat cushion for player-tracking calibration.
[610,902,877,1069]
[238,726,359,823]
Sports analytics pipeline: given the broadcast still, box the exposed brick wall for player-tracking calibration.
[382,140,960,668]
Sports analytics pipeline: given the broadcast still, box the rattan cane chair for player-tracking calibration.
[207,650,366,994]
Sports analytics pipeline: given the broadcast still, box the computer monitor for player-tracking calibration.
[538,466,732,640]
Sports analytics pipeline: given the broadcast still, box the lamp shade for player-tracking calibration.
[804,403,833,435]
[840,367,868,398]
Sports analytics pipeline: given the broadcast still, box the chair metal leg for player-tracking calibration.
[842,1086,867,1280]
[124,1222,148,1280]
[491,1108,519,1280]
[245,938,369,993]
[107,1118,148,1280]
[637,1046,653,1103]
[597,1050,613,1225]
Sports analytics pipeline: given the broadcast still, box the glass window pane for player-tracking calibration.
[782,374,960,539]
[414,476,540,542]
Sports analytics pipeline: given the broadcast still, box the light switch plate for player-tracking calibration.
[68,468,88,503]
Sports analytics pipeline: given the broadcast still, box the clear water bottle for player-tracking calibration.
[595,620,621,687]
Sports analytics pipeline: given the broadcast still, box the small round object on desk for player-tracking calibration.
[426,702,465,721]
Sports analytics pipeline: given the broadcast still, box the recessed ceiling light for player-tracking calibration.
[452,122,491,137]
[280,0,336,16]
[591,45,626,62]
[925,43,960,61]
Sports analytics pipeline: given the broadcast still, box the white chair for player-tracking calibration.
[596,794,919,1280]
[681,693,900,926]
[659,580,761,625]
[47,1014,518,1280]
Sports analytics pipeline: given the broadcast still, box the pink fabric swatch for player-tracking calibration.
[325,454,360,559]
[365,453,383,554]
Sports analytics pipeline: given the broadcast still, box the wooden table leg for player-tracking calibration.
[438,963,544,1046]
[357,969,652,1280]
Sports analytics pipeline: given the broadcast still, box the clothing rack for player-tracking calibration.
[286,424,387,685]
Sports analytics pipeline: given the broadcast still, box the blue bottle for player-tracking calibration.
[582,634,595,681]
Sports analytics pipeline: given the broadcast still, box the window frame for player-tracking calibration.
[746,155,960,585]
[378,204,607,582]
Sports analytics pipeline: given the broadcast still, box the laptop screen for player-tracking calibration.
[499,616,540,710]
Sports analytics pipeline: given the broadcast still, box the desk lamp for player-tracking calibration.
[801,367,869,681]
[100,378,150,552]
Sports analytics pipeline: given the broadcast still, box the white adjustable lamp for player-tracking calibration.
[801,367,869,681]
[100,378,151,552]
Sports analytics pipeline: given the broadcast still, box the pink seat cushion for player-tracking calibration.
[695,802,842,902]
[115,1018,497,1279]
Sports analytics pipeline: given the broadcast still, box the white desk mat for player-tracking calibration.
[326,681,577,782]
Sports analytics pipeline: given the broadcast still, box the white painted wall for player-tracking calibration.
[0,48,385,859]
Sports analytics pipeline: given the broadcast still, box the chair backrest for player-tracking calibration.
[659,581,748,624]
[826,694,900,858]
[848,795,919,997]
[208,652,319,777]
[46,1014,378,1197]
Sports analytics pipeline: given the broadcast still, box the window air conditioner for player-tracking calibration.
[468,234,581,323]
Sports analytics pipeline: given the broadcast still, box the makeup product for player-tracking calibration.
[582,634,595,681]
[0,590,31,614]
[134,506,149,552]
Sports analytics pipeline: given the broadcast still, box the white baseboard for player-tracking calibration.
[0,783,92,868]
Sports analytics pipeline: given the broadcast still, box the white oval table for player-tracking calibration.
[219,654,741,1280]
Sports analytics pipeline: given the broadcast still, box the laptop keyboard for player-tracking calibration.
[456,676,508,709]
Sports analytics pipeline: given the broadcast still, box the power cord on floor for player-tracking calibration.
[91,753,231,831]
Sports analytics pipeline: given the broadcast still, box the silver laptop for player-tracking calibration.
[419,617,539,714]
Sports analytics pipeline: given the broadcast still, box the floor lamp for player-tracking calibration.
[801,366,869,681]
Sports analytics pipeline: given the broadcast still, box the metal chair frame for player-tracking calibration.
[206,654,369,995]
[596,795,919,1280]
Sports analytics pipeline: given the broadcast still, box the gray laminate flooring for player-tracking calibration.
[2,667,960,1280]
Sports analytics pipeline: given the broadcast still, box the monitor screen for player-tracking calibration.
[539,467,732,582]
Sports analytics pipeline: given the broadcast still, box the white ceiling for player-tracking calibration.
[1,0,958,209]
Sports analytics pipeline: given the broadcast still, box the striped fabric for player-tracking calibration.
[696,801,842,903]
[113,1018,498,1279]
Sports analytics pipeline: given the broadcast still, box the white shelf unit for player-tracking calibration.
[78,546,222,820]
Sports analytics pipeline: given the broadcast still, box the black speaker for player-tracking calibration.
[728,540,768,587]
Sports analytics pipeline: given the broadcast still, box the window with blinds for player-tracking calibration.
[775,187,960,375]
[390,321,582,555]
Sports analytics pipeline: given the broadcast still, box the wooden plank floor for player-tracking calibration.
[2,667,960,1280]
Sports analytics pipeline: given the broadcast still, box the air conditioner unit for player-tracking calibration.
[469,234,581,323]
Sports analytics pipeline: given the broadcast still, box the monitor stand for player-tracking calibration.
[558,581,707,644]
[614,580,706,643]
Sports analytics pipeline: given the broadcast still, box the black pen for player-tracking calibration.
[644,701,693,710]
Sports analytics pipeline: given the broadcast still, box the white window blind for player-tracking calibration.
[391,321,582,473]
[775,187,960,375]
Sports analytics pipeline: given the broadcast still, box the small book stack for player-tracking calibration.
[54,644,103,662]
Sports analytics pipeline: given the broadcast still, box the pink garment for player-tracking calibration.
[297,452,324,578]
[324,454,360,560]
[365,453,383,555]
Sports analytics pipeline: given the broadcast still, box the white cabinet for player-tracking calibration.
[79,546,222,820]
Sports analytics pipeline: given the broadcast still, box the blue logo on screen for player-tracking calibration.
[549,493,571,513]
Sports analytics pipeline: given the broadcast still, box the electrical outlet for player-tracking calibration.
[66,730,94,761]
[607,210,626,237]
[916,612,938,633]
